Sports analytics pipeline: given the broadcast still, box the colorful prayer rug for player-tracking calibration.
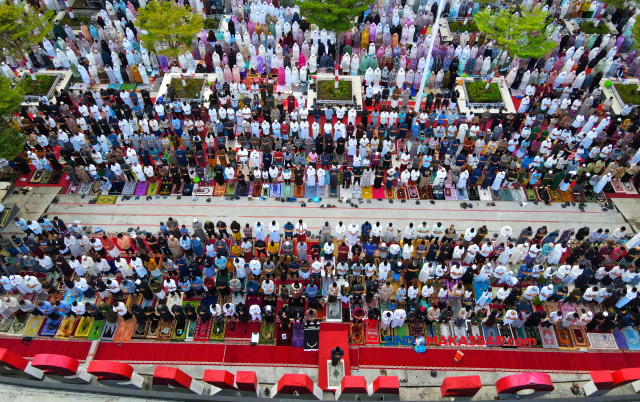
[304,185,318,198]
[88,320,105,340]
[395,186,408,200]
[146,181,159,196]
[595,191,607,203]
[146,319,160,339]
[54,316,77,339]
[555,327,574,348]
[365,320,380,344]
[168,182,183,196]
[587,333,618,349]
[349,322,365,345]
[623,181,638,194]
[304,327,320,350]
[560,302,577,317]
[500,189,514,201]
[23,315,44,338]
[614,329,629,349]
[157,320,174,340]
[372,187,386,199]
[225,184,237,197]
[101,320,119,340]
[380,325,392,346]
[329,186,340,198]
[294,184,305,198]
[40,318,61,337]
[113,317,137,343]
[49,170,63,184]
[132,320,149,339]
[29,170,44,183]
[210,319,226,341]
[96,195,118,204]
[622,327,640,350]
[408,185,420,199]
[583,189,597,202]
[526,188,537,201]
[126,294,143,309]
[410,321,425,339]
[185,320,197,341]
[172,320,188,341]
[550,190,562,202]
[251,183,262,197]
[79,182,92,194]
[385,188,395,199]
[73,316,94,338]
[275,324,293,346]
[362,186,373,199]
[7,314,29,336]
[539,326,559,348]
[158,181,172,195]
[525,326,543,347]
[66,184,80,195]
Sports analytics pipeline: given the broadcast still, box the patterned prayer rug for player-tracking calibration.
[526,188,537,201]
[560,302,577,317]
[550,190,562,202]
[395,186,408,200]
[587,333,618,349]
[479,188,493,201]
[225,184,237,197]
[304,185,318,198]
[349,322,365,345]
[365,320,380,344]
[7,314,29,336]
[101,320,119,340]
[595,191,608,203]
[146,181,159,196]
[79,182,92,194]
[113,317,137,343]
[410,321,425,338]
[73,316,94,338]
[514,326,527,340]
[236,183,250,196]
[500,189,513,201]
[23,315,44,338]
[467,186,479,201]
[210,319,226,341]
[293,324,305,348]
[132,320,149,339]
[55,316,77,339]
[126,294,143,310]
[158,181,172,195]
[40,318,61,337]
[327,301,342,321]
[146,319,160,339]
[251,183,262,197]
[535,187,550,203]
[525,326,543,347]
[192,318,211,342]
[49,170,63,184]
[96,195,118,204]
[66,184,80,195]
[276,324,293,346]
[539,326,559,348]
[213,183,226,197]
[329,186,340,198]
[555,327,574,348]
[317,185,328,198]
[380,325,392,345]
[614,329,629,349]
[172,320,188,341]
[469,322,483,340]
[362,186,373,199]
[157,320,174,340]
[185,320,197,341]
[304,327,320,350]
[623,181,638,194]
[29,170,44,183]
[583,189,597,202]
[88,320,105,340]
[326,360,345,390]
[622,327,640,350]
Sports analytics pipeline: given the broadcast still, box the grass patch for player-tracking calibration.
[16,74,58,97]
[169,78,205,99]
[464,81,503,103]
[59,13,94,28]
[204,17,219,30]
[317,80,352,101]
[579,21,608,35]
[613,84,640,106]
[449,21,478,33]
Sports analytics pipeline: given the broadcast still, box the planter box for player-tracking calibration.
[16,72,62,102]
[611,83,640,107]
[462,80,505,108]
[169,77,206,102]
[316,80,353,104]
[307,74,363,110]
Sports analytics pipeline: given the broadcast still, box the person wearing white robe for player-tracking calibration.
[457,170,469,189]
[546,243,566,265]
[269,221,280,242]
[593,173,612,194]
[496,226,513,245]
[391,309,406,328]
[491,171,505,191]
[381,310,393,330]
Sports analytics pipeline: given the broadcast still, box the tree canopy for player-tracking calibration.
[136,1,204,58]
[293,0,374,33]
[0,76,24,160]
[474,7,557,59]
[0,3,54,60]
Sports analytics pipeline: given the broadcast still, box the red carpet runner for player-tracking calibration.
[0,338,91,361]
[318,323,351,390]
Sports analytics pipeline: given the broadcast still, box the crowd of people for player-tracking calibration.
[2,213,640,340]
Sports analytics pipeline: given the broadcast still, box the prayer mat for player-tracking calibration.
[79,182,92,194]
[536,187,551,202]
[317,185,328,198]
[261,184,270,197]
[394,323,409,339]
[595,191,607,203]
[444,186,457,200]
[591,304,603,315]
[554,327,573,348]
[66,184,80,194]
[251,183,262,197]
[622,327,640,350]
[469,322,483,339]
[157,320,174,340]
[185,320,197,341]
[362,186,373,199]
[408,185,419,199]
[29,170,44,183]
[23,314,45,338]
[293,324,305,348]
[126,294,143,310]
[492,189,501,200]
[395,186,408,200]
[132,320,149,339]
[49,170,63,184]
[193,186,214,196]
[439,322,452,338]
[349,322,365,345]
[544,301,559,316]
[365,320,380,344]
[456,187,468,200]
[432,186,445,200]
[514,326,527,340]
[96,195,118,204]
[120,180,135,195]
[210,319,226,341]
[146,181,159,196]
[603,182,614,193]
[158,181,172,195]
[259,320,275,344]
[372,187,386,199]
[170,182,184,196]
[385,188,395,199]
[329,186,340,198]
[109,181,125,195]
[613,329,629,349]
[304,327,320,350]
[40,318,61,337]
[326,360,345,390]
[113,317,137,343]
[623,181,638,194]
[327,301,342,321]
[410,321,425,338]
[560,190,574,203]
[91,181,102,195]
[570,326,590,348]
[583,189,597,202]
[88,320,105,340]
[172,320,188,341]
[549,190,562,202]
[467,186,480,201]
[587,333,617,349]
[304,185,318,198]
[182,183,193,196]
[479,188,493,201]
[611,179,625,193]
[54,316,77,339]
[40,171,52,184]
[293,185,305,198]
[193,318,211,341]
[146,319,160,339]
[573,192,584,202]
[498,324,515,343]
[500,189,513,201]
[539,326,559,348]
[526,188,537,201]
[101,320,119,340]
[525,326,543,347]
[236,183,250,196]
[225,184,236,196]
[380,325,392,345]
[560,302,577,317]
[7,314,29,336]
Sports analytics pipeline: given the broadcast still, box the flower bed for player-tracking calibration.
[613,84,640,106]
[579,21,608,35]
[169,77,205,100]
[449,21,478,33]
[464,81,502,103]
[16,74,59,98]
[317,80,353,102]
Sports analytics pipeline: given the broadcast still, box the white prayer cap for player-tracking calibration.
[194,219,198,222]
[603,312,609,317]
[587,312,593,317]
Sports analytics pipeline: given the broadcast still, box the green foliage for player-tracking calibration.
[449,21,479,33]
[474,7,556,59]
[204,17,219,30]
[580,21,609,34]
[317,80,353,101]
[16,74,57,97]
[0,76,24,119]
[0,127,25,160]
[631,15,640,40]
[170,77,205,99]
[59,12,94,28]
[0,3,55,59]
[136,1,204,58]
[613,84,640,106]
[465,81,502,103]
[293,0,374,33]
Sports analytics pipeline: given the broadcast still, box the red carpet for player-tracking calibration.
[224,344,318,367]
[605,192,640,199]
[357,347,630,373]
[0,338,91,361]
[318,323,351,390]
[95,342,225,364]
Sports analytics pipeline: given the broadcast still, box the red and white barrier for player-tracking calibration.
[0,348,43,379]
[335,376,368,400]
[152,366,205,394]
[271,373,323,400]
[440,375,482,401]
[31,354,92,384]
[235,371,260,397]
[203,370,260,397]
[495,373,554,399]
[87,360,145,389]
[367,376,400,401]
[584,370,615,396]
[612,368,640,393]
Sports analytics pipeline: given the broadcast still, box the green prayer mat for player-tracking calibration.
[172,321,188,341]
[525,326,543,347]
[259,320,275,344]
[210,319,226,341]
[282,184,293,198]
[500,189,513,201]
[526,189,537,201]
[394,324,409,338]
[88,320,105,340]
[225,184,236,196]
[583,189,596,202]
[186,320,197,339]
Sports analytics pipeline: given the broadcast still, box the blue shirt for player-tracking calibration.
[38,301,54,315]
[215,256,227,269]
[172,118,182,129]
[55,301,70,314]
[365,243,377,256]
[246,280,259,294]
[306,284,318,297]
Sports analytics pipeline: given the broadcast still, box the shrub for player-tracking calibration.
[317,80,353,101]
[464,81,502,103]
[16,74,57,97]
[580,21,608,35]
[169,77,205,99]
[613,84,640,106]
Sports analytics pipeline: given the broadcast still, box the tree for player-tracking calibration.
[0,3,54,60]
[293,0,374,33]
[0,76,24,160]
[474,7,557,60]
[136,1,204,59]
